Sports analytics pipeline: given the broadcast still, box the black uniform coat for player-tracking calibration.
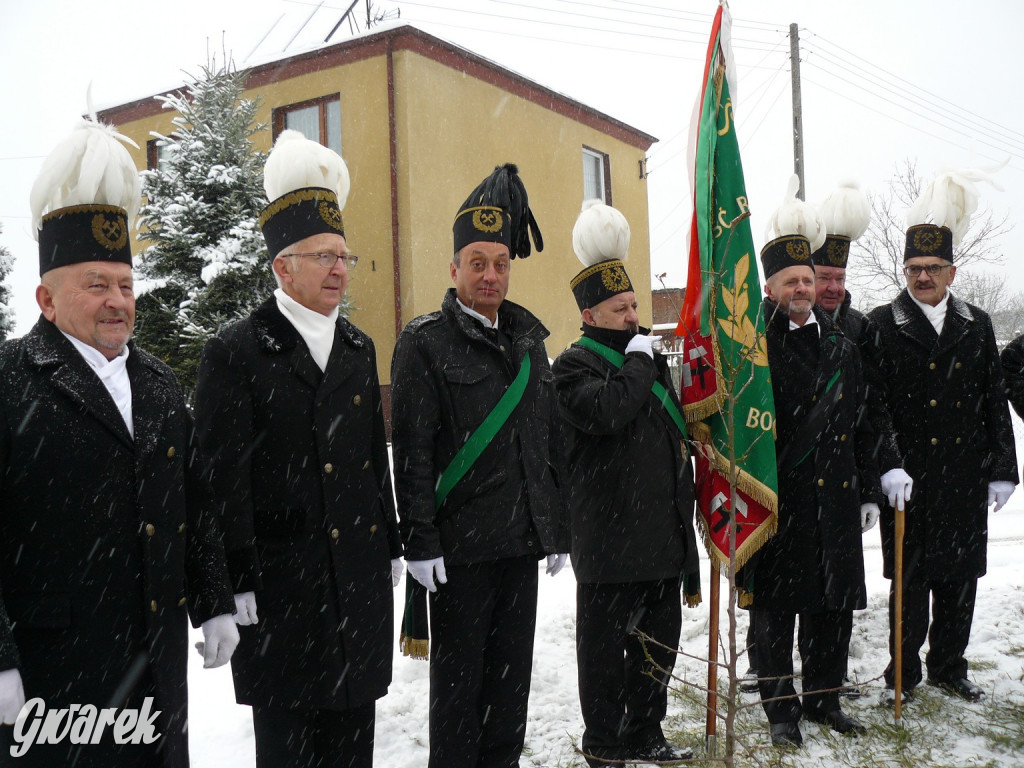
[194,297,402,711]
[828,291,903,474]
[0,318,234,768]
[390,289,568,565]
[867,290,1018,580]
[999,332,1024,419]
[750,302,879,613]
[552,324,699,584]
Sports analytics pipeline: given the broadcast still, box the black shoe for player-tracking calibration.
[630,738,694,763]
[769,721,802,747]
[928,677,985,702]
[740,667,760,693]
[806,709,866,736]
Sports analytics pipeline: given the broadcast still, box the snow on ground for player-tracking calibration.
[187,503,1024,767]
[188,419,1024,766]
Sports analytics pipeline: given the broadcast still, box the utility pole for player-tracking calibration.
[789,23,806,200]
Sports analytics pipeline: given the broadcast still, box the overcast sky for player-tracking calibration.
[2,0,1022,334]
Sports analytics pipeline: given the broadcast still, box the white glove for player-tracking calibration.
[196,613,240,669]
[546,553,567,576]
[233,592,258,626]
[860,502,880,533]
[625,334,656,359]
[0,668,25,725]
[407,557,447,593]
[988,481,1016,512]
[880,468,914,511]
[391,558,404,587]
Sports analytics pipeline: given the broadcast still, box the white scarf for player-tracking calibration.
[62,332,133,438]
[274,288,339,371]
[910,290,950,336]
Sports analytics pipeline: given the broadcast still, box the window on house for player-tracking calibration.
[146,139,170,171]
[273,95,342,156]
[582,147,611,204]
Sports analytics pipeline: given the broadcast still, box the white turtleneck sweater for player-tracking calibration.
[62,332,134,437]
[909,290,950,336]
[274,288,339,371]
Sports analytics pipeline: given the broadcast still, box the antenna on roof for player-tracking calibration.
[325,0,361,43]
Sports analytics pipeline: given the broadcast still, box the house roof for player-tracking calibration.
[96,24,657,151]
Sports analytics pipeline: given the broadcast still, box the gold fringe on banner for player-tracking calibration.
[400,634,429,660]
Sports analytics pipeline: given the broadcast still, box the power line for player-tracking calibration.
[396,0,786,53]
[801,72,1022,169]
[803,60,1024,164]
[809,30,1024,146]
[803,41,1024,155]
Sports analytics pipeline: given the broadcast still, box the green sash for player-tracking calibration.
[434,353,532,509]
[575,335,688,439]
[402,352,533,660]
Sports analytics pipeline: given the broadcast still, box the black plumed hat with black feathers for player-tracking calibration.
[453,163,543,259]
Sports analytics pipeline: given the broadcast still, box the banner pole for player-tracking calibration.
[705,560,720,755]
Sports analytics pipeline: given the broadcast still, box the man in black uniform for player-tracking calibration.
[194,131,403,768]
[390,164,569,768]
[868,197,1017,704]
[811,182,912,698]
[552,201,699,768]
[0,119,237,767]
[752,227,881,747]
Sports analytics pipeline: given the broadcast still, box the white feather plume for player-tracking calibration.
[906,161,1006,246]
[572,199,630,267]
[264,129,350,208]
[766,174,825,251]
[818,180,870,240]
[29,118,141,239]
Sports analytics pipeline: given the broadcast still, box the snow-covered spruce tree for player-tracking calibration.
[0,224,15,342]
[135,62,273,396]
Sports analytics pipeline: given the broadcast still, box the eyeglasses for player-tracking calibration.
[285,252,358,269]
[904,264,950,277]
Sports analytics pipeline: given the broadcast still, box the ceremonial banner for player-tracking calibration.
[676,4,777,570]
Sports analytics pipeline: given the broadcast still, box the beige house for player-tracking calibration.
[98,24,656,406]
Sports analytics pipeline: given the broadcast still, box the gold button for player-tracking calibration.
[500,345,506,353]
[838,393,843,400]
[843,481,849,489]
[955,362,962,369]
[370,524,378,533]
[929,362,937,370]
[324,463,334,474]
[812,395,818,402]
[840,434,847,442]
[150,600,158,612]
[362,460,371,470]
[167,446,176,458]
[177,597,187,607]
[817,478,824,487]
[353,395,362,406]
[178,523,186,534]
[331,528,340,540]
[956,437,962,444]
[931,437,938,445]
[956,401,962,408]
[145,523,156,537]
[930,399,937,407]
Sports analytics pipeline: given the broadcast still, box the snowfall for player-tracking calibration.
[185,421,1024,767]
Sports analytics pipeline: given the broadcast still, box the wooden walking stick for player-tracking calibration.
[894,500,905,723]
